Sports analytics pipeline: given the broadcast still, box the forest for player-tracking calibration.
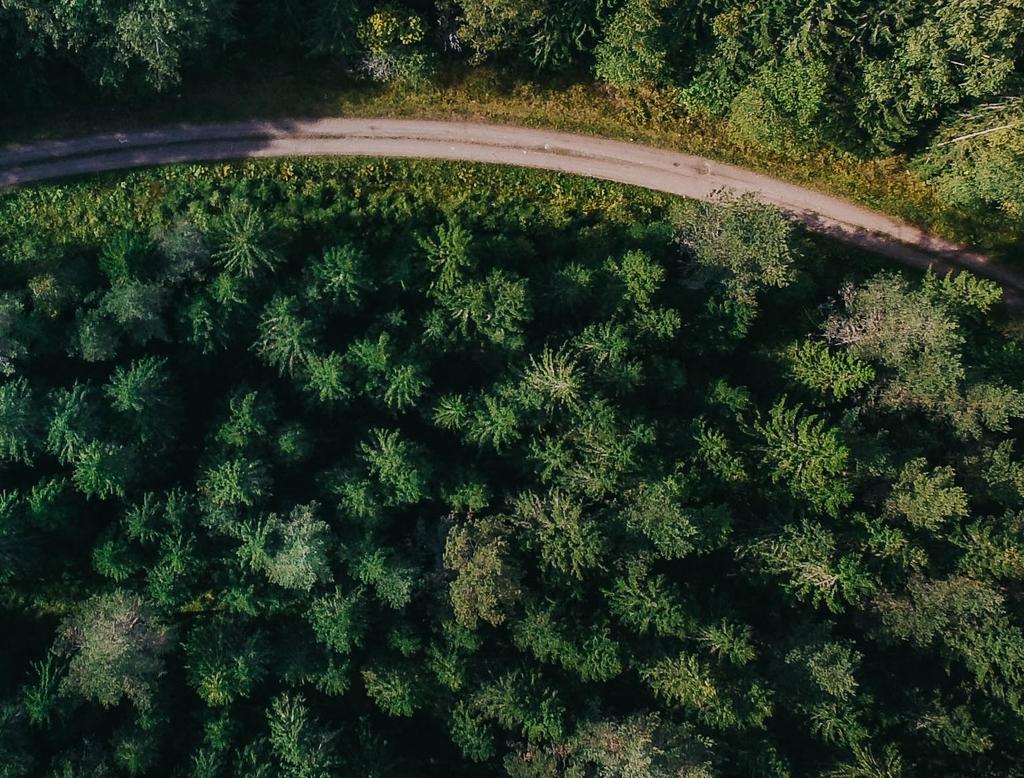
[0,158,1023,776]
[3,0,1024,775]
[1,0,1023,223]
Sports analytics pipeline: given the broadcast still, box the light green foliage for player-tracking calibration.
[886,459,968,531]
[444,516,523,628]
[693,421,746,483]
[451,270,531,349]
[474,671,565,742]
[450,700,496,761]
[420,219,476,292]
[607,563,693,638]
[730,59,830,154]
[922,270,1004,316]
[360,428,430,506]
[786,341,875,400]
[916,98,1024,219]
[522,348,583,412]
[474,0,601,69]
[200,457,270,509]
[825,272,1024,437]
[213,202,280,279]
[746,520,874,613]
[25,476,69,530]
[824,274,963,399]
[275,422,312,465]
[342,330,429,410]
[73,440,134,499]
[105,356,178,442]
[513,490,604,578]
[529,396,654,498]
[676,194,795,305]
[956,511,1024,581]
[353,547,415,608]
[98,279,167,343]
[455,0,544,61]
[756,398,852,516]
[573,320,641,389]
[699,619,756,667]
[255,295,314,376]
[512,601,622,681]
[858,0,1024,148]
[23,653,63,726]
[466,390,521,451]
[646,655,718,709]
[308,244,376,305]
[308,588,366,654]
[382,362,429,410]
[267,693,337,778]
[92,534,137,582]
[788,641,861,704]
[605,250,680,339]
[239,503,332,591]
[105,356,169,415]
[594,0,672,88]
[215,390,273,449]
[642,652,772,730]
[357,3,433,84]
[55,590,170,710]
[420,222,531,348]
[304,352,351,404]
[623,475,730,558]
[434,394,469,432]
[99,232,146,284]
[362,666,420,716]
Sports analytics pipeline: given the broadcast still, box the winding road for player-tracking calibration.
[1,118,1020,301]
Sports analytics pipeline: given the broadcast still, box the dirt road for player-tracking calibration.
[1,118,1019,300]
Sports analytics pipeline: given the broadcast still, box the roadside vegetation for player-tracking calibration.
[1,1,1022,256]
[1,159,1024,776]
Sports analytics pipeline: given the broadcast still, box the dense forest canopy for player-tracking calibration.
[1,160,1024,776]
[1,0,1023,218]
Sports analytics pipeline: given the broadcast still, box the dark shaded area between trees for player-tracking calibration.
[1,160,1024,775]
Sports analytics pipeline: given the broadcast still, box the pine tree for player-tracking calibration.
[0,377,40,464]
[255,296,314,377]
[184,619,269,706]
[105,356,179,443]
[213,202,280,279]
[755,398,852,517]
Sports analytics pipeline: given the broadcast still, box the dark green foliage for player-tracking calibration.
[0,377,40,463]
[184,620,270,706]
[2,0,236,92]
[2,159,1024,776]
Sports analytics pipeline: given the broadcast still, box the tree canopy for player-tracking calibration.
[0,158,1023,776]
